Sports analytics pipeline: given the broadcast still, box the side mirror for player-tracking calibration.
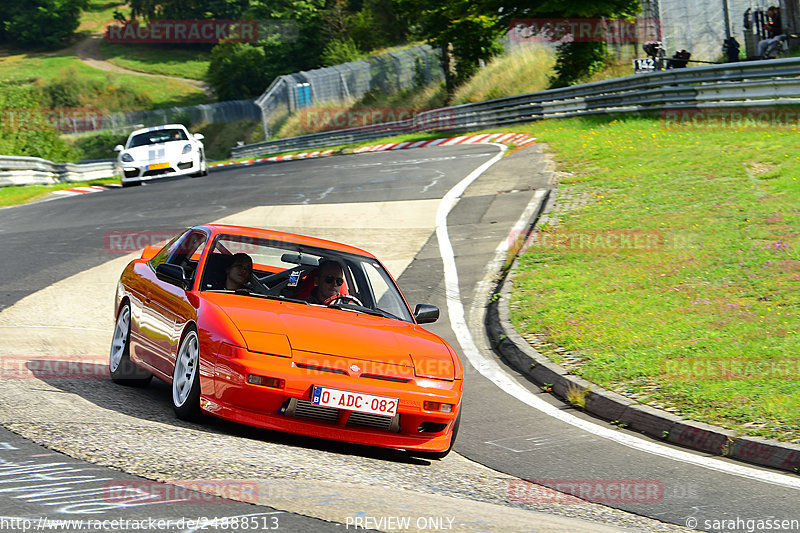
[155,263,188,289]
[414,304,439,324]
[140,245,161,261]
[193,133,204,141]
[114,145,124,152]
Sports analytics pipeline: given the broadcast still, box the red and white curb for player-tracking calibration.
[51,185,121,197]
[352,132,537,153]
[210,132,537,170]
[45,133,537,200]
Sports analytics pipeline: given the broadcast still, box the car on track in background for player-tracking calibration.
[114,124,207,187]
[109,224,463,457]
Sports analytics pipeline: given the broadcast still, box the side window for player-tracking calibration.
[166,230,207,283]
[361,261,411,321]
[149,232,185,270]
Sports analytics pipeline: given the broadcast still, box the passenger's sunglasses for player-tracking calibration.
[324,275,344,286]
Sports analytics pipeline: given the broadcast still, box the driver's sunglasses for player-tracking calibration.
[324,275,344,286]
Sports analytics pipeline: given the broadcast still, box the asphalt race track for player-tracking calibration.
[0,144,798,532]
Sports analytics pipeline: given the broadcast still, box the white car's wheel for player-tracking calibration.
[172,328,201,419]
[109,303,152,386]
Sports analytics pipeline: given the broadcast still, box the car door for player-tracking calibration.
[144,229,207,379]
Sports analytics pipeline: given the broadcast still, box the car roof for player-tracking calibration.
[196,224,378,258]
[128,124,189,137]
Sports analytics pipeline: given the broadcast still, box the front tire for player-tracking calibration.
[172,328,202,420]
[109,303,152,386]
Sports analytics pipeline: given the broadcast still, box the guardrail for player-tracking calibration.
[4,57,800,186]
[0,156,114,188]
[232,56,800,158]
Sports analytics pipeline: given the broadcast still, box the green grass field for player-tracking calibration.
[0,53,206,110]
[508,115,800,443]
[98,41,211,80]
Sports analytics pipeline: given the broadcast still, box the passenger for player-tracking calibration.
[307,259,345,304]
[225,253,253,290]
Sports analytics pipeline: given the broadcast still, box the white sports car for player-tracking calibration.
[114,124,208,187]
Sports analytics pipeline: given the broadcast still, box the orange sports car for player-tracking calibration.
[109,224,463,457]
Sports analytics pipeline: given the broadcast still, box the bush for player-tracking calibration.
[68,131,128,161]
[321,38,364,66]
[39,67,153,111]
[1,0,88,48]
[549,42,608,89]
[0,82,79,161]
[207,42,271,102]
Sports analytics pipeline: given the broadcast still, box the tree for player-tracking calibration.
[1,0,88,48]
[396,0,641,96]
[395,0,504,97]
[207,42,271,100]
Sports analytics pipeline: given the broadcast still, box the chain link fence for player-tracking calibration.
[255,44,444,138]
[94,99,260,135]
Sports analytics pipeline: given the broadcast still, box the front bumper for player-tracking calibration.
[201,346,462,452]
[117,158,199,183]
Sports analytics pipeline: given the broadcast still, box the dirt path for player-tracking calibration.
[74,32,213,97]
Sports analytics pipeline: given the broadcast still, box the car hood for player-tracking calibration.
[203,293,452,369]
[123,141,192,161]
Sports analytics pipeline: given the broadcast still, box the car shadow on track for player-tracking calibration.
[29,359,433,466]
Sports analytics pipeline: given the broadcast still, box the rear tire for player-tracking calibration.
[109,303,152,386]
[172,328,202,420]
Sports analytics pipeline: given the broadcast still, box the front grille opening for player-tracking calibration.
[417,422,447,433]
[143,168,175,177]
[361,373,410,383]
[282,398,400,432]
[124,169,139,178]
[288,399,339,422]
[177,162,193,170]
[347,411,397,431]
[296,363,348,375]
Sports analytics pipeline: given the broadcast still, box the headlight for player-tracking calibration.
[182,143,192,154]
[120,153,134,162]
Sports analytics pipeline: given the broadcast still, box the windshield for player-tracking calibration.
[128,129,188,148]
[199,234,414,323]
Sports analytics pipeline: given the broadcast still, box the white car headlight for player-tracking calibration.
[121,153,134,162]
[182,143,193,154]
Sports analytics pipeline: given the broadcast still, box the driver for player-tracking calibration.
[307,259,345,304]
[225,253,253,291]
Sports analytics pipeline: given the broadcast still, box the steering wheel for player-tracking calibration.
[324,294,364,307]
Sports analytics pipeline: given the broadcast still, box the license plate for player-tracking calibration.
[311,386,398,417]
[147,162,169,170]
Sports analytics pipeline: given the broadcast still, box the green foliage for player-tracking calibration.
[321,38,364,66]
[69,131,129,161]
[397,0,641,97]
[128,0,249,20]
[0,0,89,48]
[39,66,153,111]
[549,41,608,88]
[0,82,79,161]
[207,42,271,101]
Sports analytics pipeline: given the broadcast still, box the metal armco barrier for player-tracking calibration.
[4,56,800,186]
[0,156,114,188]
[232,56,800,158]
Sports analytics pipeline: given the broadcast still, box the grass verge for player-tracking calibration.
[507,114,800,443]
[0,177,118,207]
